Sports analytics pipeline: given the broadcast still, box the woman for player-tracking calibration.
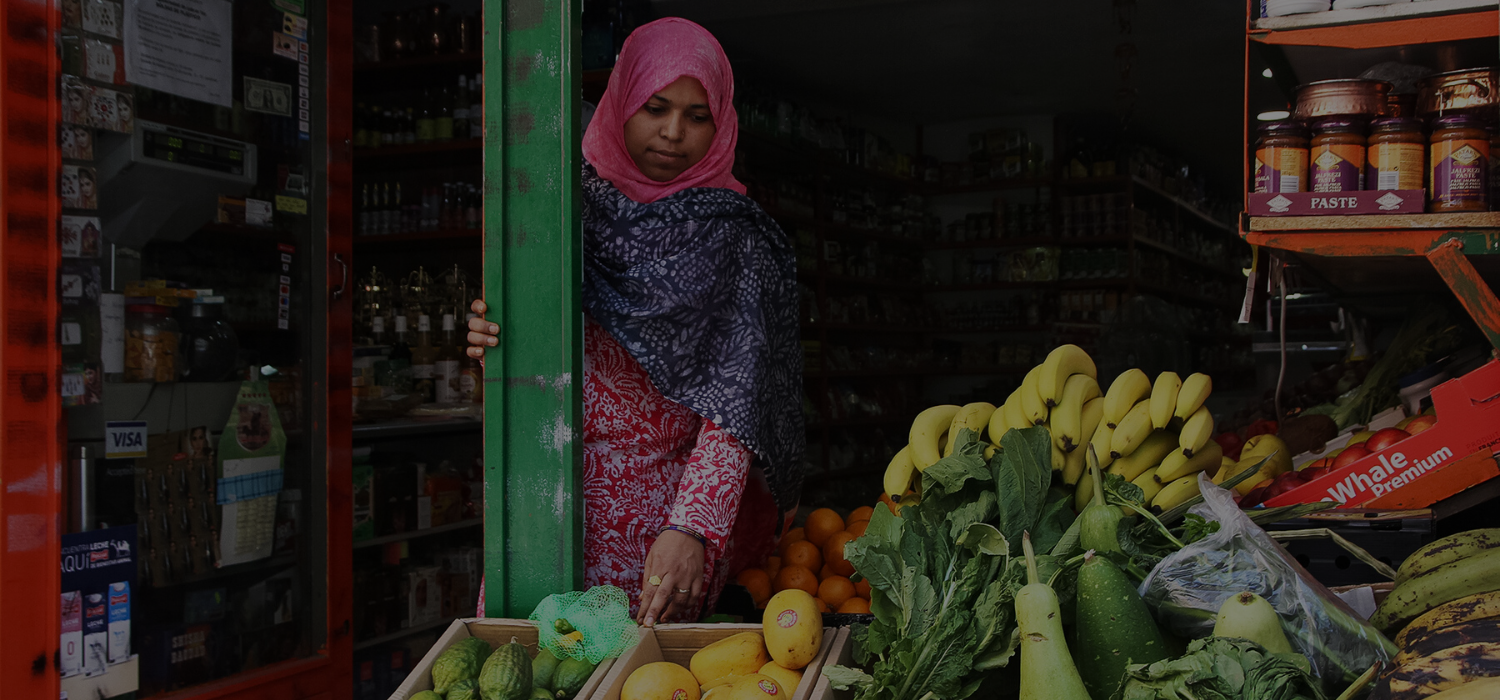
[467,18,803,627]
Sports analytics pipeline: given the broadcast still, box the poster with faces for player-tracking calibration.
[60,216,102,258]
[88,86,117,132]
[62,125,95,161]
[61,165,98,210]
[62,77,90,126]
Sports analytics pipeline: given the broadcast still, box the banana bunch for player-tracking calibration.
[1366,529,1500,700]
[1072,369,1216,514]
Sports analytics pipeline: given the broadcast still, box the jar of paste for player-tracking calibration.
[124,304,179,383]
[1311,118,1366,193]
[1254,120,1309,193]
[1429,115,1490,212]
[1367,118,1425,191]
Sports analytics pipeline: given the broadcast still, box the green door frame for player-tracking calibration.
[481,1,586,617]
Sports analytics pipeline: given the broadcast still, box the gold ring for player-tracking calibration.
[648,575,663,587]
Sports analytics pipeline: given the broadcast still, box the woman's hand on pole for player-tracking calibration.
[636,529,705,627]
[466,299,499,359]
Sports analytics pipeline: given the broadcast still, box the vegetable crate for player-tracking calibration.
[1265,359,1500,509]
[388,618,624,700]
[805,628,854,700]
[590,623,839,700]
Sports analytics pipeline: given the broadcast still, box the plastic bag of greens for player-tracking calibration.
[1137,474,1395,695]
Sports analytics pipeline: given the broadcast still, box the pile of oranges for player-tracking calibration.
[735,495,900,615]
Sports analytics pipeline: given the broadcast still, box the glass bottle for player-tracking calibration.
[403,107,417,144]
[416,91,435,142]
[436,87,454,141]
[381,107,395,145]
[411,314,437,402]
[469,73,483,139]
[435,313,462,403]
[452,76,469,140]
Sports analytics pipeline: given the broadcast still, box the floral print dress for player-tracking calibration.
[478,319,779,618]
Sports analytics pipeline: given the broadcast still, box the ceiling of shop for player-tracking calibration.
[651,0,1263,192]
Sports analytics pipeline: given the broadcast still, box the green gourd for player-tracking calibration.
[1213,592,1294,654]
[478,638,533,700]
[432,637,492,695]
[530,689,554,700]
[411,692,443,700]
[551,657,597,700]
[1016,532,1091,700]
[532,649,562,691]
[447,679,480,700]
[1078,453,1123,554]
[1075,552,1169,699]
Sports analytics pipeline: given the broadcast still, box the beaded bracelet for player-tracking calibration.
[660,524,707,547]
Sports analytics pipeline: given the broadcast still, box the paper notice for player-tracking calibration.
[123,0,233,107]
[100,293,124,374]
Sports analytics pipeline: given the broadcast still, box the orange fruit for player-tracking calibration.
[818,576,856,609]
[777,527,806,557]
[837,597,871,614]
[783,540,823,573]
[813,598,831,613]
[736,569,772,604]
[820,564,836,580]
[805,508,845,547]
[774,565,818,596]
[848,506,874,524]
[854,578,871,599]
[824,532,856,577]
[765,555,782,581]
[879,493,900,515]
[847,520,869,538]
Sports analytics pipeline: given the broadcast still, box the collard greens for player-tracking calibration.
[825,427,1075,700]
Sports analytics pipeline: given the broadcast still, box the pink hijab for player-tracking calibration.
[582,18,746,203]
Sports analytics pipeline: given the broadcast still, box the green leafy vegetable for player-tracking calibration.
[828,427,1073,700]
[1112,637,1325,700]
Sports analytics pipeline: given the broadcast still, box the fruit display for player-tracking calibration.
[413,631,599,700]
[1362,530,1500,700]
[618,590,827,699]
[737,506,875,615]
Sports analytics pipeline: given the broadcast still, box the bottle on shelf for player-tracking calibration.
[381,107,395,146]
[435,312,462,403]
[403,108,417,145]
[416,92,435,143]
[411,313,437,402]
[390,314,412,370]
[465,184,480,229]
[453,77,469,140]
[469,74,483,140]
[436,87,454,142]
[360,183,371,235]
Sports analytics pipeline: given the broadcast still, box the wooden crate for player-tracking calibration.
[590,623,838,700]
[805,628,854,700]
[388,617,624,700]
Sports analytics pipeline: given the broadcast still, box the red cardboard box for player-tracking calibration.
[1248,190,1426,216]
[1264,360,1500,509]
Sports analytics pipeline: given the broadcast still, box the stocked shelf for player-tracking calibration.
[815,272,924,291]
[926,177,1053,195]
[354,229,481,248]
[927,281,1053,293]
[1250,0,1499,48]
[352,418,482,441]
[353,139,483,162]
[354,52,482,74]
[353,518,483,550]
[1132,176,1232,232]
[1248,212,1500,235]
[925,237,1057,250]
[353,616,459,652]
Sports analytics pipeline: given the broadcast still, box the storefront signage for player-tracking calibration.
[123,0,233,107]
[105,420,148,459]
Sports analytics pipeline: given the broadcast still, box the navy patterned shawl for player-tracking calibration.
[580,164,805,514]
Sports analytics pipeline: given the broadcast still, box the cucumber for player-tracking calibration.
[1075,552,1169,699]
[1078,460,1123,554]
[1017,532,1091,700]
[532,649,562,691]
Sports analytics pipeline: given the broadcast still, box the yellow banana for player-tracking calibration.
[1396,590,1500,650]
[1372,547,1500,633]
[984,444,999,461]
[1125,467,1163,517]
[1155,441,1224,483]
[1382,642,1500,700]
[1109,399,1154,459]
[1423,678,1500,700]
[1396,529,1500,586]
[1149,372,1181,430]
[946,402,997,455]
[1061,399,1104,486]
[1394,620,1500,667]
[1037,344,1096,407]
[1051,374,1101,453]
[1173,373,1213,422]
[884,445,916,498]
[1179,406,1214,458]
[1089,423,1117,471]
[1103,368,1151,429]
[1109,430,1177,482]
[1079,398,1105,449]
[1020,366,1049,425]
[1074,463,1099,513]
[1151,474,1202,513]
[1062,437,1088,485]
[990,390,1021,445]
[909,405,960,471]
[1051,439,1066,474]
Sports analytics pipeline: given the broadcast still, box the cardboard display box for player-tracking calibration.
[1248,190,1426,216]
[804,628,854,700]
[388,618,623,700]
[1265,360,1500,509]
[591,623,838,700]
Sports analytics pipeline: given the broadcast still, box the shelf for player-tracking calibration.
[925,237,1058,250]
[1250,0,1499,48]
[354,229,481,248]
[354,518,483,550]
[354,52,482,73]
[1248,212,1500,235]
[1132,176,1233,232]
[1130,235,1247,278]
[352,418,482,440]
[815,273,924,291]
[354,616,459,652]
[353,139,483,161]
[150,553,298,590]
[926,281,1054,292]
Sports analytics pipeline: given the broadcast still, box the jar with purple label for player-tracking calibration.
[1429,115,1490,213]
[1311,118,1366,193]
[1254,120,1309,193]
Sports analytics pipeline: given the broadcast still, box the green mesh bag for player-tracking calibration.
[528,586,638,665]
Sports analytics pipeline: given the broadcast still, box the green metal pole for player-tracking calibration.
[482,0,584,618]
